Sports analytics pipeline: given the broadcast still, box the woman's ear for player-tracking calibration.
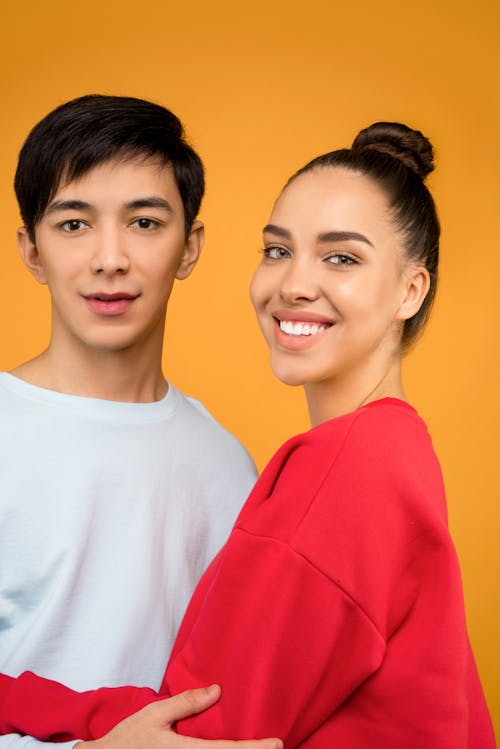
[17,227,47,284]
[396,264,430,321]
[176,220,205,280]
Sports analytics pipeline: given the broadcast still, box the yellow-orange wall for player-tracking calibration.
[0,0,498,737]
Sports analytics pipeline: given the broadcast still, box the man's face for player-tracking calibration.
[17,157,203,356]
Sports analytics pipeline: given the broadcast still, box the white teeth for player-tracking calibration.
[279,320,328,336]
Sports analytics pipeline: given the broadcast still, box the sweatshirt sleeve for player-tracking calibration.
[0,672,161,741]
[163,527,386,746]
[0,737,78,749]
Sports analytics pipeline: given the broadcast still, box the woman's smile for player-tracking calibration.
[250,166,410,389]
[271,310,335,350]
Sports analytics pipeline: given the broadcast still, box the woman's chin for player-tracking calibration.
[269,360,309,387]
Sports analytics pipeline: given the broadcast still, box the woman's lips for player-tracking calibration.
[272,309,335,325]
[272,315,334,350]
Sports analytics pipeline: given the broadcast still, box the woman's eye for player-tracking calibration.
[326,253,357,266]
[61,219,86,232]
[132,218,159,230]
[263,246,290,260]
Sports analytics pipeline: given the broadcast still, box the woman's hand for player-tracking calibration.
[75,685,283,749]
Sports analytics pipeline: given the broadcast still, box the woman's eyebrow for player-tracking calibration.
[317,230,374,247]
[263,224,374,247]
[263,224,291,239]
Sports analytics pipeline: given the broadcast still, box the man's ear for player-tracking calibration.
[176,220,205,280]
[396,264,430,322]
[17,227,47,285]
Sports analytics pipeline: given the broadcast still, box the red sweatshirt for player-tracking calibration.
[0,399,495,748]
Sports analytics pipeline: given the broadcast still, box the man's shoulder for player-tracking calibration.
[173,388,257,476]
[169,389,256,476]
[0,373,33,413]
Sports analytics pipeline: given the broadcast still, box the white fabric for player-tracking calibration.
[0,373,257,747]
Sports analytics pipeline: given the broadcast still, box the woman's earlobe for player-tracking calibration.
[397,266,430,321]
[17,227,47,284]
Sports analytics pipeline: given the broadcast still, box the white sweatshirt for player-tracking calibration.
[0,374,257,747]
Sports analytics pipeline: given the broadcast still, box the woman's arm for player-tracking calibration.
[0,672,159,740]
[163,527,386,746]
[0,676,282,749]
[0,528,383,747]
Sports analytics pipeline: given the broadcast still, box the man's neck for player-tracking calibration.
[10,341,168,403]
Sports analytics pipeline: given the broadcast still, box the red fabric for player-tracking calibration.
[0,400,495,747]
[0,671,160,740]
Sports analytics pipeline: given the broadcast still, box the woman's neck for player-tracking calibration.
[305,357,406,427]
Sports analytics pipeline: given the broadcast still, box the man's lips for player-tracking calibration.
[83,292,140,301]
[83,292,140,316]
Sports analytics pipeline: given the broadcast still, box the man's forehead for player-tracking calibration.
[49,156,178,205]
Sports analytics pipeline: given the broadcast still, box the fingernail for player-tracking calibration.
[205,683,220,697]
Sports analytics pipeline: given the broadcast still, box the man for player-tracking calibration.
[0,95,279,749]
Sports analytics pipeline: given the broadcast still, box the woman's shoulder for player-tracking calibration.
[311,397,426,445]
[239,398,444,541]
[238,398,440,531]
[311,398,443,501]
[305,398,433,470]
[278,397,432,480]
[297,398,448,547]
[248,397,437,504]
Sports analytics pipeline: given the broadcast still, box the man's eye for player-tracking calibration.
[61,220,86,232]
[326,253,358,265]
[132,218,159,229]
[263,246,290,259]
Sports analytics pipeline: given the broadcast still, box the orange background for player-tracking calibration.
[0,0,498,737]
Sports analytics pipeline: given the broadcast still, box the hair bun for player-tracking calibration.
[352,122,434,179]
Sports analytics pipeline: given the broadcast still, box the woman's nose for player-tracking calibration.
[279,259,320,305]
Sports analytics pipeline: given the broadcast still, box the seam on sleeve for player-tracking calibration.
[234,525,387,647]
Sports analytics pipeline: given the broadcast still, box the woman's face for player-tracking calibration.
[250,166,422,388]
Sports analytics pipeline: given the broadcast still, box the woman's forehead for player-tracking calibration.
[269,166,394,235]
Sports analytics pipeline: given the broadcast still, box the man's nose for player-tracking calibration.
[90,228,130,276]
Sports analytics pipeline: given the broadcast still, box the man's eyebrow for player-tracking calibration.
[124,197,173,213]
[317,230,374,247]
[263,224,292,239]
[45,197,174,214]
[45,199,93,214]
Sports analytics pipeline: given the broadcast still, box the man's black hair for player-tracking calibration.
[15,94,205,240]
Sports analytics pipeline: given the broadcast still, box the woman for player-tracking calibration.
[0,122,495,748]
